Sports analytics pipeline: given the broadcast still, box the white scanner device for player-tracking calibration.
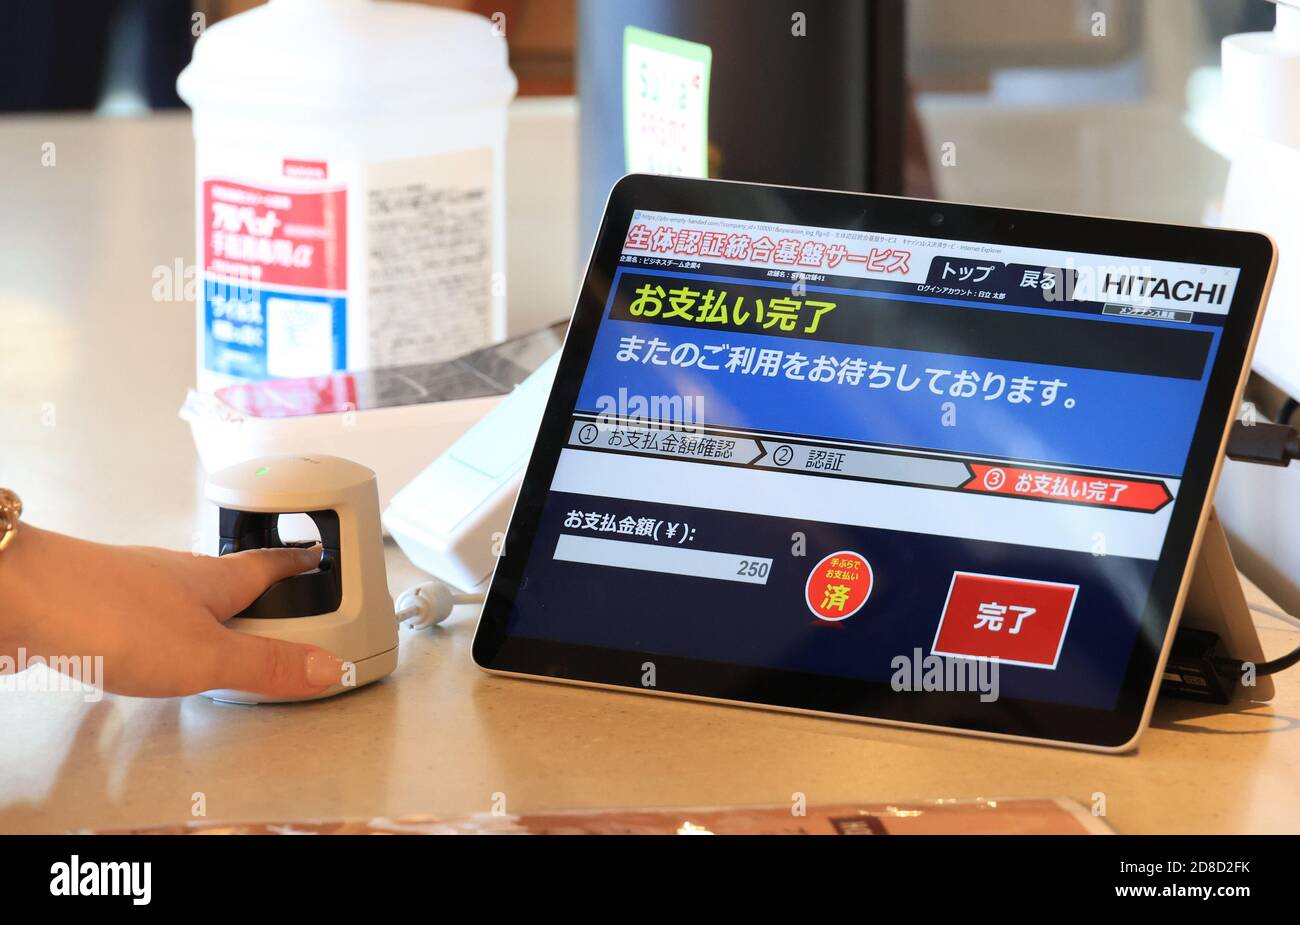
[204,454,398,703]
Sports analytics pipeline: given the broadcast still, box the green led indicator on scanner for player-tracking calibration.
[254,466,269,477]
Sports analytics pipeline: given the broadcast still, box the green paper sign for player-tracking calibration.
[623,26,712,177]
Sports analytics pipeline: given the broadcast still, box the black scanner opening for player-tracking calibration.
[217,508,343,619]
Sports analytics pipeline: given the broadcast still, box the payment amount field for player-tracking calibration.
[553,534,773,585]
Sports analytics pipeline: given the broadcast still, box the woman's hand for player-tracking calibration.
[0,525,346,698]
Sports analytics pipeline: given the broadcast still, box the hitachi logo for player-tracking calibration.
[1101,273,1226,305]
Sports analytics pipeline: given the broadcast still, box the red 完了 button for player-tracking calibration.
[932,571,1078,669]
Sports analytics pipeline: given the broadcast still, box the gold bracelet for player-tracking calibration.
[0,489,21,553]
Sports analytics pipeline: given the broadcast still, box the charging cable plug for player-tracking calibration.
[394,580,485,630]
[1226,420,1300,466]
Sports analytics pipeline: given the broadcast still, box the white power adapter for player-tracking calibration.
[383,351,560,593]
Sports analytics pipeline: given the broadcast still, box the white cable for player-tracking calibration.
[1248,602,1300,633]
[394,579,485,630]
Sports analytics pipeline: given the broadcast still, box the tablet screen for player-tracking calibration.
[494,201,1246,718]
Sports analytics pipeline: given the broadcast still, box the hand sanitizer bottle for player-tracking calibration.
[178,0,516,391]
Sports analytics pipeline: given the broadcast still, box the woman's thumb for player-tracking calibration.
[207,630,346,699]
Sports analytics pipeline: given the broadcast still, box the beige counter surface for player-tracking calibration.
[3,113,1300,835]
[5,570,1300,835]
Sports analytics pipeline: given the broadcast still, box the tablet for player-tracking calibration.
[473,175,1276,751]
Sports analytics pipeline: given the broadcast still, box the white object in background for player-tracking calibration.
[181,386,501,514]
[204,455,398,703]
[1221,1,1300,401]
[181,321,567,513]
[384,352,561,592]
[177,0,517,392]
[1215,1,1300,617]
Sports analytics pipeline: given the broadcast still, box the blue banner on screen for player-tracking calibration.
[577,275,1218,475]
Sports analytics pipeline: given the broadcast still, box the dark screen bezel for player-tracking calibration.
[472,174,1274,749]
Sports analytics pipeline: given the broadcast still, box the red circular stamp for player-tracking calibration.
[805,550,873,622]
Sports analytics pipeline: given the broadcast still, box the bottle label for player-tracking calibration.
[197,147,499,388]
[364,148,496,368]
[201,167,349,382]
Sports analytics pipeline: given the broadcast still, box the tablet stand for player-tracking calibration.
[1177,506,1276,702]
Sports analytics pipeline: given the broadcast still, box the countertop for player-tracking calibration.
[3,110,1300,835]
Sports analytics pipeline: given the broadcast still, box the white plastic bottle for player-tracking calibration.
[177,0,517,391]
